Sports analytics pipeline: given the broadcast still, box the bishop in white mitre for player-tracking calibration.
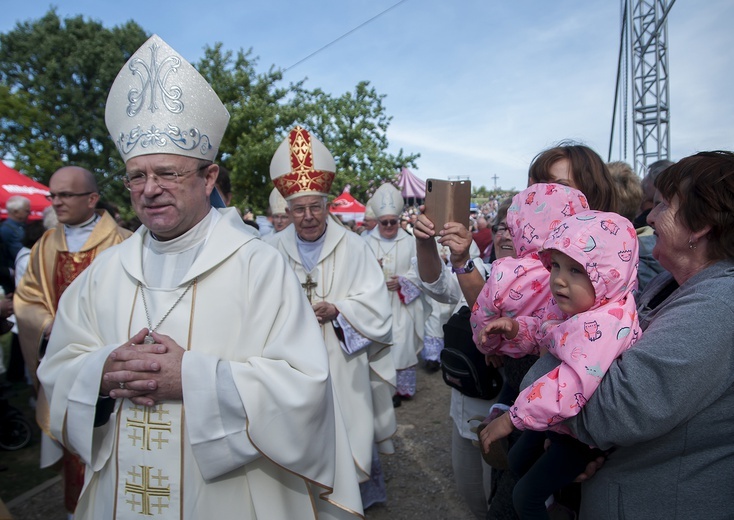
[268,126,397,509]
[365,184,429,403]
[37,35,362,520]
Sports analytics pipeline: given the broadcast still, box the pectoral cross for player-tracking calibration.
[380,254,394,280]
[302,275,317,303]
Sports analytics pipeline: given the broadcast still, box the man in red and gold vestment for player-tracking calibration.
[14,165,131,517]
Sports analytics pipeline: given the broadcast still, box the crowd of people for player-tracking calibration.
[0,32,732,520]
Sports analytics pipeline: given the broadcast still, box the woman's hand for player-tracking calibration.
[412,205,435,241]
[479,412,514,454]
[437,222,473,267]
[485,354,504,368]
[574,455,606,483]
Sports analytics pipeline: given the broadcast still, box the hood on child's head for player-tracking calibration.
[540,210,639,308]
[507,183,590,258]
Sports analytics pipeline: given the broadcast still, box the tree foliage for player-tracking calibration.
[0,9,148,208]
[196,44,302,213]
[1,9,419,214]
[198,48,420,210]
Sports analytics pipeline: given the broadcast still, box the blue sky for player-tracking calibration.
[3,1,733,192]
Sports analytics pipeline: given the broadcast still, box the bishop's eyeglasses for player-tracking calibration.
[123,164,208,192]
[290,204,326,217]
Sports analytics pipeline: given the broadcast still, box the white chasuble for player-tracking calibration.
[366,229,429,370]
[271,217,396,481]
[38,209,363,519]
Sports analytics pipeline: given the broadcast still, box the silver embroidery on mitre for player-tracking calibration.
[115,41,212,157]
[106,34,230,162]
[118,124,212,156]
[127,42,184,116]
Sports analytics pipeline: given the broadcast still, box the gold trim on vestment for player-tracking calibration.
[243,418,365,519]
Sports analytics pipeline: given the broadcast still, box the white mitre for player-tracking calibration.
[269,188,288,215]
[105,34,230,163]
[371,183,404,217]
[270,126,336,201]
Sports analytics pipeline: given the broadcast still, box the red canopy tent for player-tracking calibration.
[330,188,366,223]
[0,161,51,221]
[397,167,426,204]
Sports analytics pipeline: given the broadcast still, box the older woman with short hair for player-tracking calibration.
[568,150,734,519]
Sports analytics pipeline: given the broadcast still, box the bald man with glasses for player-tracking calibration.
[14,165,131,515]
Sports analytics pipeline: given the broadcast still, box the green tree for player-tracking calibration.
[198,45,419,210]
[1,11,419,214]
[0,9,148,207]
[197,44,303,213]
[473,185,490,198]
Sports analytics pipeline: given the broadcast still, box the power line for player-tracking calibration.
[284,0,410,72]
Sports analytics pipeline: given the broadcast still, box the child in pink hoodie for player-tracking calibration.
[470,184,590,351]
[470,183,590,409]
[478,210,641,519]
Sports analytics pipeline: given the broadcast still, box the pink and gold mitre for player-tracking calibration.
[270,126,336,200]
[105,34,230,163]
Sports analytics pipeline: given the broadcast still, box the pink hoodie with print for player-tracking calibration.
[470,183,590,354]
[506,210,642,434]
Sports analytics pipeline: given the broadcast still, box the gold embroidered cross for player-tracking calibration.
[125,465,171,516]
[127,404,172,451]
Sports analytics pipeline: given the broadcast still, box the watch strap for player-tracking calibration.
[451,259,475,274]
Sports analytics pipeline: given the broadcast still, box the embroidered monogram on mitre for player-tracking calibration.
[105,34,229,163]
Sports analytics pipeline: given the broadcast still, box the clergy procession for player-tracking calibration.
[0,34,495,520]
[7,18,734,520]
[6,1,734,517]
[12,20,734,520]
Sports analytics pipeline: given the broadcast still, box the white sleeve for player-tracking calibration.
[410,256,487,308]
[182,351,259,480]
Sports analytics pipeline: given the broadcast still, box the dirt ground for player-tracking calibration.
[6,367,476,520]
[365,367,475,520]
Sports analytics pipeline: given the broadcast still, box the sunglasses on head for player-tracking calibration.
[379,219,398,226]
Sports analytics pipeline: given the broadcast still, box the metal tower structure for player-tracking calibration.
[609,0,675,175]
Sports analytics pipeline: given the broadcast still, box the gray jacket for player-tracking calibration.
[568,260,734,519]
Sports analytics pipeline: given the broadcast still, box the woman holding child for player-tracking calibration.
[566,151,734,518]
[414,142,619,518]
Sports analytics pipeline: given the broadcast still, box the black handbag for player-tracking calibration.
[440,305,503,400]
